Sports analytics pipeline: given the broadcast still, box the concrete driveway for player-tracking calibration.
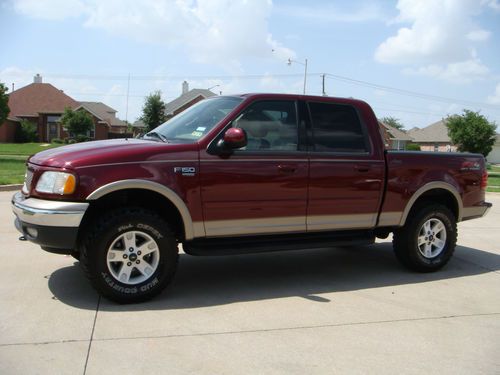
[1,191,499,374]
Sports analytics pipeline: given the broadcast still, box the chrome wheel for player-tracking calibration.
[106,230,160,285]
[417,218,447,259]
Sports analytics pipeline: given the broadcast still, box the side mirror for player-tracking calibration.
[220,127,247,150]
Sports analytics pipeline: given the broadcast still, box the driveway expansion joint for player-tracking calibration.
[3,311,497,348]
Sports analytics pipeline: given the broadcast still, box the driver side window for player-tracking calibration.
[233,100,298,151]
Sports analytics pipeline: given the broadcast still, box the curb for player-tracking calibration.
[0,184,22,192]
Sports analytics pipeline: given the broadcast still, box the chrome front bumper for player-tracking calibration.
[12,192,89,252]
[12,192,88,227]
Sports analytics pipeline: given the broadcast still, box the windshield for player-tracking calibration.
[147,96,243,143]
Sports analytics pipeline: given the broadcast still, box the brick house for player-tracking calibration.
[165,81,216,119]
[407,120,458,152]
[76,101,128,136]
[0,75,126,142]
[379,121,413,150]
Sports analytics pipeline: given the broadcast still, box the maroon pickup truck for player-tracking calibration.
[12,93,491,303]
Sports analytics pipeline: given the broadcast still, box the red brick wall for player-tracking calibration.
[95,122,108,140]
[0,119,19,142]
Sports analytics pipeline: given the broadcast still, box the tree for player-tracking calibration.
[141,91,166,132]
[446,110,497,157]
[380,116,405,131]
[0,82,10,126]
[60,108,93,138]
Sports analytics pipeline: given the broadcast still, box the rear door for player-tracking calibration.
[305,100,385,231]
[199,99,309,237]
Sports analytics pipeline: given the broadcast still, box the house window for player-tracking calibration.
[434,143,439,152]
[87,125,96,139]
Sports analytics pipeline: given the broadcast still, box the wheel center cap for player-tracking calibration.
[129,253,138,262]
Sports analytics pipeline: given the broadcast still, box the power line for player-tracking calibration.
[324,73,500,111]
[8,70,499,111]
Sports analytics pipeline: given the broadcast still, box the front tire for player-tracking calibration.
[80,208,178,303]
[393,204,457,272]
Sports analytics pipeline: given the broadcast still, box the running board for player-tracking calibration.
[183,230,375,256]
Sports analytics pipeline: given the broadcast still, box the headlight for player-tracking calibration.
[35,171,76,195]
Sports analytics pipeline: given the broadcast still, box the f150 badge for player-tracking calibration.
[174,167,196,176]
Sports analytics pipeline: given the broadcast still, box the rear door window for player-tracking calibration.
[308,102,369,153]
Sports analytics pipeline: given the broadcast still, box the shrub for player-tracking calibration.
[406,143,421,151]
[51,138,64,144]
[75,135,91,143]
[15,120,38,142]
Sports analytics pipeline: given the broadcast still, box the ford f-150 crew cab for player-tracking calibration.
[12,93,492,303]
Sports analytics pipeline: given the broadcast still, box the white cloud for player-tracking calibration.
[9,0,294,69]
[276,3,386,23]
[487,83,500,105]
[482,0,500,11]
[403,58,489,83]
[12,0,87,20]
[467,29,491,41]
[375,0,483,64]
[375,0,494,84]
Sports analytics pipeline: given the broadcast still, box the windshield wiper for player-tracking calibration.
[144,131,169,143]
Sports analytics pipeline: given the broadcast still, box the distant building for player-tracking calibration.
[0,74,127,142]
[407,120,457,152]
[379,121,413,150]
[165,81,216,119]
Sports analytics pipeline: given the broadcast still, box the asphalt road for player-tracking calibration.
[1,191,499,374]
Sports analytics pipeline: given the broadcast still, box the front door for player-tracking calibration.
[200,100,308,237]
[47,123,58,142]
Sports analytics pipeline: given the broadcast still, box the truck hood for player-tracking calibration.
[28,139,193,169]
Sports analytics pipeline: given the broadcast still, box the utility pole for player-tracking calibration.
[321,74,326,96]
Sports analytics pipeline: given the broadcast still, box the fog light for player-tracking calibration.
[26,227,38,238]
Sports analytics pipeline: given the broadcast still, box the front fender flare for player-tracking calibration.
[86,179,203,240]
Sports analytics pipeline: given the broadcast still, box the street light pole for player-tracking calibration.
[303,59,308,95]
[288,58,308,94]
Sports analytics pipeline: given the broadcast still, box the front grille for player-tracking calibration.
[22,169,34,194]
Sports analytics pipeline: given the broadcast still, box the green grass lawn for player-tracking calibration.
[487,175,500,192]
[0,143,63,185]
[0,142,60,156]
[0,157,26,185]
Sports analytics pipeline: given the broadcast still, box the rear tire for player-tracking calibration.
[393,204,457,272]
[80,208,178,303]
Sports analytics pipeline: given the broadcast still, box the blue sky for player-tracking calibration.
[1,0,500,129]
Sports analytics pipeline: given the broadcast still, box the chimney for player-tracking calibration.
[182,81,189,95]
[34,74,42,83]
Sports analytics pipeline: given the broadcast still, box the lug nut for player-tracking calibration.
[127,262,132,266]
[129,248,134,252]
[137,251,142,255]
[136,260,140,264]
[123,254,128,259]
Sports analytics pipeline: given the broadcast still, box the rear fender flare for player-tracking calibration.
[400,181,463,226]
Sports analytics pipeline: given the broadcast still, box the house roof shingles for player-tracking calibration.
[165,89,216,115]
[409,120,451,143]
[77,101,127,127]
[379,121,413,141]
[7,83,79,117]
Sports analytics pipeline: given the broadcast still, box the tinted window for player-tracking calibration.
[233,101,298,151]
[309,102,368,153]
